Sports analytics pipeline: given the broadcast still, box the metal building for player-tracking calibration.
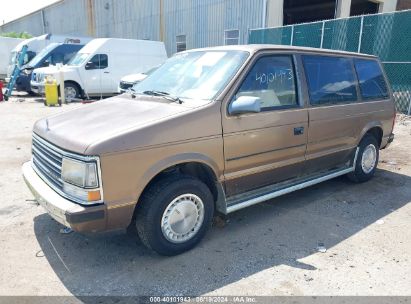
[0,0,266,55]
[0,0,407,55]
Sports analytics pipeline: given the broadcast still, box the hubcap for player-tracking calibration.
[361,144,377,174]
[64,87,77,102]
[161,194,204,243]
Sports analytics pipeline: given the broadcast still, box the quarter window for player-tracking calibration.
[225,29,240,45]
[354,59,389,100]
[236,55,298,110]
[176,35,186,52]
[303,55,357,105]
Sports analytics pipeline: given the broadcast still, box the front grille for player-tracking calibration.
[32,134,64,191]
[33,73,44,83]
[119,81,133,90]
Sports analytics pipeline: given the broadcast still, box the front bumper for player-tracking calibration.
[30,81,45,95]
[22,161,106,232]
[15,75,31,92]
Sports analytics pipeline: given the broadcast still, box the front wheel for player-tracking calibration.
[347,134,379,183]
[135,175,214,256]
[63,82,81,102]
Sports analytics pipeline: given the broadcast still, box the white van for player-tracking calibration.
[31,38,167,100]
[0,37,25,79]
[7,34,91,79]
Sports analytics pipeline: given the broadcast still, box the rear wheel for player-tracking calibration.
[347,134,379,183]
[135,175,214,256]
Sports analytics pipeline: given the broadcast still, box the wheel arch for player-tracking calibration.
[358,122,384,148]
[59,80,83,98]
[132,153,226,220]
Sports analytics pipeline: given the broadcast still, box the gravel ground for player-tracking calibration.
[0,94,410,297]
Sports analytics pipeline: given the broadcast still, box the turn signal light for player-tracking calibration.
[88,190,101,202]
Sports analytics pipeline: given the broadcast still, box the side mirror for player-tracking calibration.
[229,96,261,115]
[85,61,96,70]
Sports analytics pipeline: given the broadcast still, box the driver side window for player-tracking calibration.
[236,55,298,111]
[86,54,108,70]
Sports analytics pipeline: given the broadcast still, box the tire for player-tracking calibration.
[63,82,80,102]
[135,175,214,256]
[347,134,379,183]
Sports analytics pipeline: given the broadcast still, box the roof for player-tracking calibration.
[185,44,376,58]
[79,38,165,54]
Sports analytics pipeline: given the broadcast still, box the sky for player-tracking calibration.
[0,0,60,25]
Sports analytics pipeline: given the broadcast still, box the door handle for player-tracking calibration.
[104,71,110,74]
[294,126,304,135]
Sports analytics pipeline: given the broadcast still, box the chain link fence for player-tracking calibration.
[249,10,411,114]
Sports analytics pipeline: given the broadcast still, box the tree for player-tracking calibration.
[0,32,33,39]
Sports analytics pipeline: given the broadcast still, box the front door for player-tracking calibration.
[222,54,308,197]
[83,54,109,95]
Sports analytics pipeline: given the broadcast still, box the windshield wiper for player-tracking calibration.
[143,90,183,104]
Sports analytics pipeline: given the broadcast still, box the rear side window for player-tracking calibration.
[236,55,298,110]
[303,55,357,105]
[354,59,389,100]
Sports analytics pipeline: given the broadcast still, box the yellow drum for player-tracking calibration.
[44,77,60,106]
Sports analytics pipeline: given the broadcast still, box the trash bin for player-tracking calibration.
[44,77,60,106]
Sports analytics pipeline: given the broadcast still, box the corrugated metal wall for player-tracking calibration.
[0,0,265,55]
[163,0,265,53]
[92,0,161,40]
[43,0,89,35]
[0,11,44,35]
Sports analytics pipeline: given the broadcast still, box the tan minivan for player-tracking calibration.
[23,45,395,255]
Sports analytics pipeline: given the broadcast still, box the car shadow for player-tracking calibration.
[33,168,411,297]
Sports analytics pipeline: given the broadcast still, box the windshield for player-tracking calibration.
[132,50,249,100]
[27,43,59,67]
[68,53,90,66]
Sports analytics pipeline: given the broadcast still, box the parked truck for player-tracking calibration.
[31,38,167,100]
[7,34,91,81]
[15,43,86,94]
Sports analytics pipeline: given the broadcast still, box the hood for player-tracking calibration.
[33,95,199,155]
[32,66,57,75]
[33,65,75,75]
[121,73,147,83]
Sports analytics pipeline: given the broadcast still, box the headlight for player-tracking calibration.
[62,158,98,188]
[61,157,101,204]
[44,74,55,83]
